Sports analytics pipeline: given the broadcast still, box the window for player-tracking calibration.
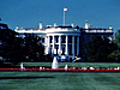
[75,36,77,43]
[55,45,59,55]
[75,45,77,55]
[50,36,52,43]
[50,48,52,54]
[68,45,72,55]
[61,45,65,55]
[42,38,45,43]
[55,36,59,43]
[61,47,65,55]
[68,36,72,43]
[61,36,66,43]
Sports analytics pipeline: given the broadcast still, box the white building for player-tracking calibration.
[14,22,113,62]
[15,23,80,62]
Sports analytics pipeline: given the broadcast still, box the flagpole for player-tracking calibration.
[63,8,67,26]
[63,9,65,26]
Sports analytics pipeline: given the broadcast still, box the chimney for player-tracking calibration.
[15,26,18,31]
[39,22,42,29]
[16,26,18,30]
[109,25,112,30]
[54,23,57,27]
[90,24,92,28]
[71,23,74,28]
[85,20,89,29]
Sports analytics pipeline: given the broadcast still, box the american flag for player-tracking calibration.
[64,8,67,11]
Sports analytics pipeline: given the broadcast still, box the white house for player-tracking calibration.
[15,23,80,62]
[14,22,113,62]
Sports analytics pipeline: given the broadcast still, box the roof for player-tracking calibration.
[55,26,72,28]
[21,26,74,31]
[80,28,109,30]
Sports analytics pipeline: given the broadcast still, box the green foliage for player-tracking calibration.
[0,28,45,62]
[85,35,117,62]
[22,34,44,61]
[0,28,23,62]
[108,29,120,62]
[114,29,120,47]
[108,50,120,61]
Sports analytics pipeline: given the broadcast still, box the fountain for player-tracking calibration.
[52,57,58,69]
[20,62,25,69]
[64,64,68,71]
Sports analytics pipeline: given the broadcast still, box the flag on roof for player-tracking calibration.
[64,8,67,11]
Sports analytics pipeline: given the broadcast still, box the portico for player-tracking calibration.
[46,30,80,62]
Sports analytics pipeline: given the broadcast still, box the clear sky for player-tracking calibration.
[0,0,120,32]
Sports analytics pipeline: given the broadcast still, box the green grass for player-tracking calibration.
[23,62,120,68]
[1,72,120,90]
[0,62,120,90]
[1,62,120,68]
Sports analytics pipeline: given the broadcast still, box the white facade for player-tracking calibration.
[15,23,80,62]
[14,22,113,62]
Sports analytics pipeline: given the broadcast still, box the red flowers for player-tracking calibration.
[0,68,120,72]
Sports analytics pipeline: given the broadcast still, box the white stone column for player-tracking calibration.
[72,36,75,59]
[52,35,55,54]
[65,35,68,55]
[77,36,79,56]
[59,35,61,55]
[45,36,47,44]
[47,36,50,54]
[44,46,48,55]
[44,36,48,54]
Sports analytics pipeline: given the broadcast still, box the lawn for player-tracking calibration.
[0,62,120,90]
[22,62,120,68]
[1,62,120,68]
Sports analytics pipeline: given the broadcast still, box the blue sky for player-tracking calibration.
[0,0,120,32]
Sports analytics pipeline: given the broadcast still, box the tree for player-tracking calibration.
[107,50,120,62]
[0,23,45,64]
[84,35,117,62]
[108,29,120,62]
[114,29,120,47]
[22,34,44,61]
[0,23,24,63]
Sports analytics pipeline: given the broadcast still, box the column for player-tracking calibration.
[52,35,55,54]
[65,35,68,55]
[58,35,61,61]
[59,35,61,55]
[66,35,68,62]
[77,36,79,56]
[72,36,75,59]
[45,36,47,44]
[47,36,50,54]
[45,36,48,54]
